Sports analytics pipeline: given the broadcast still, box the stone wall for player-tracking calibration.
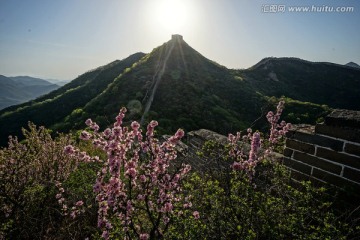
[283,109,360,192]
[184,129,230,172]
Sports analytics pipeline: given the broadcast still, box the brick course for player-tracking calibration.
[285,139,315,154]
[293,151,342,175]
[287,130,343,151]
[315,124,360,142]
[283,157,312,174]
[344,143,360,156]
[283,109,360,192]
[316,147,360,169]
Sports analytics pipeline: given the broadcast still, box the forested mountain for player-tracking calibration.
[1,36,359,146]
[241,57,360,110]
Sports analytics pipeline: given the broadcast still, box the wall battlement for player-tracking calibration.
[283,109,360,192]
[171,34,183,41]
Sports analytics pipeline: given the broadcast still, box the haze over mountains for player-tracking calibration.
[0,75,61,110]
[0,35,359,146]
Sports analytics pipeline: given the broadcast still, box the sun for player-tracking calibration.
[152,0,192,33]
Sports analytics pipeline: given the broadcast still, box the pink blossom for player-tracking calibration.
[112,127,122,137]
[85,118,93,126]
[163,202,173,212]
[229,100,290,176]
[101,230,109,240]
[91,123,100,131]
[125,168,137,178]
[131,121,140,131]
[163,216,170,224]
[64,145,74,154]
[193,211,200,219]
[140,233,149,240]
[103,128,112,137]
[248,132,261,162]
[175,129,184,138]
[232,161,242,170]
[149,120,158,128]
[80,131,91,140]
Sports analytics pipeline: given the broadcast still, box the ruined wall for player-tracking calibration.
[184,129,230,172]
[283,109,360,191]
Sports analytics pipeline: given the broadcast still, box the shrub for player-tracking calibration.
[0,123,79,239]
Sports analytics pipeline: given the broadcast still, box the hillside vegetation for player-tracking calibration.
[0,37,358,146]
[1,103,358,239]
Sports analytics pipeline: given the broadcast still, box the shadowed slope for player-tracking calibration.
[0,53,145,145]
[65,36,265,135]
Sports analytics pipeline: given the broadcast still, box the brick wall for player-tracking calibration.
[283,109,360,192]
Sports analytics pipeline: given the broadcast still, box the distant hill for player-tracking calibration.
[9,76,56,86]
[0,75,59,110]
[46,79,71,86]
[0,53,145,144]
[345,62,360,69]
[241,57,360,110]
[1,36,359,146]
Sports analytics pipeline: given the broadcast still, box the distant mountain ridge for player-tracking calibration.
[242,57,360,110]
[345,62,360,69]
[45,78,70,86]
[0,75,60,110]
[251,57,360,71]
[0,36,359,146]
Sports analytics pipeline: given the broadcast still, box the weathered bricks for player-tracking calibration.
[286,139,315,154]
[324,109,360,129]
[316,147,360,169]
[343,167,360,182]
[293,151,342,175]
[283,109,360,193]
[315,123,360,142]
[283,157,312,174]
[312,168,348,188]
[283,148,293,158]
[287,130,343,151]
[345,143,360,156]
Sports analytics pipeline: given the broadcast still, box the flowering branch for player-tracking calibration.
[64,107,194,239]
[229,101,291,176]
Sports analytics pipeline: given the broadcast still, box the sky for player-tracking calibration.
[0,0,359,80]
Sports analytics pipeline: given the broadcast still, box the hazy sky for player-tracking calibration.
[0,0,359,80]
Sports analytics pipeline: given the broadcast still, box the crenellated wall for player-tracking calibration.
[283,109,360,192]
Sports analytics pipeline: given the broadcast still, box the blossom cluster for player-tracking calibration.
[267,100,291,146]
[229,101,291,175]
[64,107,193,239]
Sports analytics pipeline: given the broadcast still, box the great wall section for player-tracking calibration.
[183,109,360,196]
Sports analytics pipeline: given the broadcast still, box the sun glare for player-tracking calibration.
[153,0,192,33]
